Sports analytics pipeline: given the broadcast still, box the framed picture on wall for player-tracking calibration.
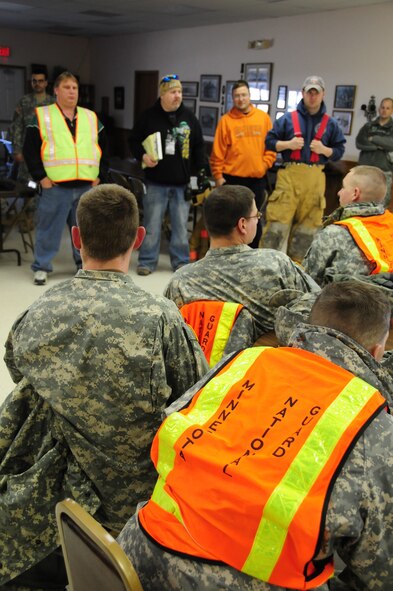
[276,85,288,109]
[256,103,270,113]
[244,63,272,102]
[182,81,199,97]
[200,75,221,103]
[334,85,356,109]
[287,89,302,112]
[199,105,219,137]
[114,86,124,110]
[224,80,236,112]
[182,98,197,113]
[333,110,353,135]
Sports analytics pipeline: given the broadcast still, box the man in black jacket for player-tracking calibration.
[129,74,207,275]
[356,97,393,207]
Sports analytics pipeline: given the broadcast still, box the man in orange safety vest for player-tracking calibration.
[118,280,393,590]
[303,165,393,286]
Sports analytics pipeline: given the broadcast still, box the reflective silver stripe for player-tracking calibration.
[43,158,99,167]
[41,105,56,160]
[83,108,98,147]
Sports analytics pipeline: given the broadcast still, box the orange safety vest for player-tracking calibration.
[336,210,393,273]
[36,103,101,182]
[139,346,386,588]
[290,111,330,163]
[180,300,244,367]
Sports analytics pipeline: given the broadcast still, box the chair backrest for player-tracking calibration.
[108,170,145,204]
[56,499,143,591]
[180,300,244,367]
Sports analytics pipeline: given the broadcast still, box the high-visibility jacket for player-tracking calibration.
[36,103,101,182]
[336,210,393,273]
[139,346,386,589]
[180,300,244,367]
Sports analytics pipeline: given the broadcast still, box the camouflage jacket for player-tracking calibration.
[164,245,320,341]
[0,270,208,584]
[356,117,393,173]
[302,202,387,286]
[118,324,393,591]
[9,92,54,154]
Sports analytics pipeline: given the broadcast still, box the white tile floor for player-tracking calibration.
[0,226,173,404]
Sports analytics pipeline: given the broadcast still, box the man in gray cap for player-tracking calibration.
[261,76,346,262]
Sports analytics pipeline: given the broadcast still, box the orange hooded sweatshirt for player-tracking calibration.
[210,105,276,181]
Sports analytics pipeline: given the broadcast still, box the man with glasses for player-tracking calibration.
[9,66,54,184]
[164,185,319,344]
[210,80,276,248]
[129,74,208,275]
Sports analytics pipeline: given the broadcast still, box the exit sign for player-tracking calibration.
[0,47,10,57]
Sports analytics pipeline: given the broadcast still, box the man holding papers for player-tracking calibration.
[130,74,207,275]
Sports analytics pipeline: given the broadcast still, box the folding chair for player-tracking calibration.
[56,499,143,591]
[108,170,145,218]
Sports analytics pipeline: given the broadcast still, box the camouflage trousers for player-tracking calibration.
[117,507,330,591]
[261,163,325,263]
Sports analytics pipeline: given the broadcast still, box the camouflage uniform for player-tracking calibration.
[356,117,393,208]
[9,92,54,183]
[0,269,208,585]
[302,202,387,286]
[117,323,393,590]
[164,245,320,345]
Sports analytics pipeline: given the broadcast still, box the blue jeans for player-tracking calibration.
[138,182,190,271]
[32,184,88,273]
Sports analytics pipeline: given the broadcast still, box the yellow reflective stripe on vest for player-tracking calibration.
[342,218,389,272]
[243,375,378,580]
[84,108,99,150]
[41,106,56,160]
[44,158,99,167]
[210,302,241,367]
[151,347,265,512]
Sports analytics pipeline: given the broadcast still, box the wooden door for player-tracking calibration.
[133,71,159,122]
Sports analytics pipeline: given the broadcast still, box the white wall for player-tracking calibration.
[91,2,392,160]
[0,28,92,85]
[0,3,391,160]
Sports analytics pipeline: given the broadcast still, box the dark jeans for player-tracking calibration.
[223,174,267,248]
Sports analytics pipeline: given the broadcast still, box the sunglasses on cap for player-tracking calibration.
[160,74,179,84]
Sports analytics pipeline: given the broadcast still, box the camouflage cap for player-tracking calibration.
[302,75,325,93]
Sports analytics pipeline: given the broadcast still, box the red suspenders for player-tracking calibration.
[290,111,330,163]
